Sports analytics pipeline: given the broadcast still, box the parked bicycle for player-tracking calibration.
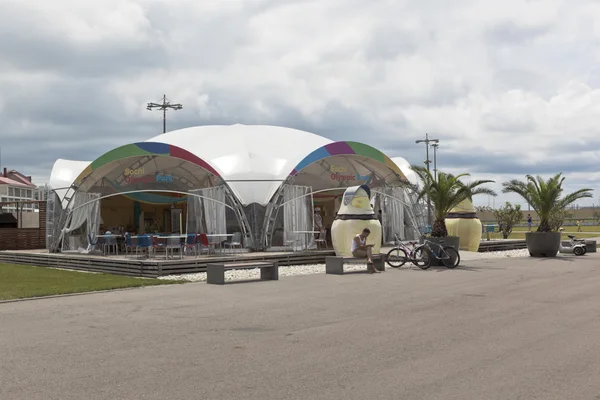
[385,234,430,269]
[418,238,460,269]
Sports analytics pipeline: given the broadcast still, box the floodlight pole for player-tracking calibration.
[415,133,439,227]
[146,94,183,134]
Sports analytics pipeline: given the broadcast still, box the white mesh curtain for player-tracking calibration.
[186,190,205,235]
[380,187,405,243]
[45,189,63,251]
[60,192,101,252]
[282,185,313,250]
[197,186,227,235]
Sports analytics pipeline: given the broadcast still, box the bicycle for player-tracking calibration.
[385,234,431,270]
[416,238,460,269]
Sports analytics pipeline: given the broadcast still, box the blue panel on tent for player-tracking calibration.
[293,147,332,173]
[136,142,170,155]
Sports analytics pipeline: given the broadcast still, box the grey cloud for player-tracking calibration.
[0,5,169,78]
[438,150,599,176]
[363,27,418,61]
[492,69,551,94]
[142,3,256,70]
[481,112,537,133]
[0,0,598,202]
[486,21,551,46]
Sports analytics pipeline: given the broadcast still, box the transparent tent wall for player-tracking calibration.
[269,205,285,247]
[241,203,266,250]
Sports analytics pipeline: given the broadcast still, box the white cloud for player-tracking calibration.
[1,0,599,208]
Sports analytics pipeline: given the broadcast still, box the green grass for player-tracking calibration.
[483,225,600,240]
[0,264,182,301]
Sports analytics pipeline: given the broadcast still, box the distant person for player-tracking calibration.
[314,207,323,239]
[351,228,379,273]
[577,220,582,232]
[377,209,383,244]
[527,214,532,231]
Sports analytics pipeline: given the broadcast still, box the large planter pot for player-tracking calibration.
[420,236,460,266]
[526,232,561,257]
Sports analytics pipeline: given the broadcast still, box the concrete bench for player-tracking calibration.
[206,261,278,285]
[325,254,385,275]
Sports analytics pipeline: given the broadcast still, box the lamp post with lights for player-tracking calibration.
[415,133,439,226]
[146,94,183,134]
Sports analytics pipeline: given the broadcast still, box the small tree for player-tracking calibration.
[548,208,573,231]
[593,211,600,225]
[493,202,522,239]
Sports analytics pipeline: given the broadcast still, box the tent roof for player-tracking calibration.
[390,156,418,186]
[49,159,92,206]
[48,124,413,206]
[146,124,332,205]
[288,142,407,192]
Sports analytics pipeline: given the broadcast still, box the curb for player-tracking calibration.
[0,283,181,305]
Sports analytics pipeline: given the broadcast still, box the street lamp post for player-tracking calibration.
[431,142,439,182]
[146,94,183,134]
[416,133,439,227]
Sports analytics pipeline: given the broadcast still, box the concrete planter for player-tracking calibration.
[420,236,460,266]
[526,232,561,257]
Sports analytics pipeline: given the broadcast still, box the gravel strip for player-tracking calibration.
[159,249,531,283]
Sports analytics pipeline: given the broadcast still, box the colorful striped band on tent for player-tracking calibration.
[289,141,407,180]
[74,142,220,186]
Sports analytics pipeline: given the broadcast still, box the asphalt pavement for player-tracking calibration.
[2,253,600,400]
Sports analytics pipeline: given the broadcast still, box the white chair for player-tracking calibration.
[165,237,183,259]
[315,230,327,249]
[103,236,118,256]
[224,232,243,254]
[284,232,297,253]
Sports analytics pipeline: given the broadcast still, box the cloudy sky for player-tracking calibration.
[1,0,600,207]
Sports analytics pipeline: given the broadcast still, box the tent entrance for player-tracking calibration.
[263,184,314,250]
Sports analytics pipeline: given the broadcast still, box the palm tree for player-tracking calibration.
[502,174,593,232]
[411,166,497,237]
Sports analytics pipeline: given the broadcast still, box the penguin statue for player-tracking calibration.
[445,198,482,252]
[331,185,382,257]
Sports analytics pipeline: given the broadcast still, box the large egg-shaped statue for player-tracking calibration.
[445,198,482,252]
[331,185,382,257]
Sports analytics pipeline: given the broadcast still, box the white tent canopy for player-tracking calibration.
[48,125,417,208]
[390,156,418,187]
[146,125,333,205]
[49,159,91,208]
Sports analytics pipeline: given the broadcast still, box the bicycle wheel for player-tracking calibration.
[441,247,460,268]
[412,246,431,270]
[386,248,408,267]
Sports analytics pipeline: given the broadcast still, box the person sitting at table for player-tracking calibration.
[351,228,379,273]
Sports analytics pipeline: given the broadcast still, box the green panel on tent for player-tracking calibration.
[91,144,153,170]
[347,142,385,163]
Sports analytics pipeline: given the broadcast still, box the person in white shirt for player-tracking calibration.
[314,207,324,238]
[351,228,378,273]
